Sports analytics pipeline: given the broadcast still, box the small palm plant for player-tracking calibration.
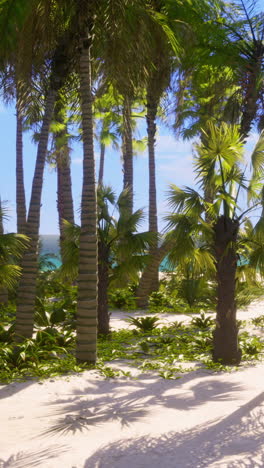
[191,312,214,329]
[127,315,160,333]
[60,186,155,335]
[165,122,264,364]
[0,206,29,295]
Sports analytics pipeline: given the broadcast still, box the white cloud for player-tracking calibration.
[72,157,82,165]
[157,155,196,188]
[156,135,194,161]
[72,152,99,165]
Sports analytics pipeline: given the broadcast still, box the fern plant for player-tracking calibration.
[191,312,214,329]
[127,315,160,332]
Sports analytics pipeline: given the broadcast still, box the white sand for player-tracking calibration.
[1,300,264,468]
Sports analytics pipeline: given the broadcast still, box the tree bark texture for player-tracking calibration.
[76,44,98,363]
[16,103,27,234]
[240,53,262,140]
[136,240,173,308]
[122,97,133,215]
[54,105,75,258]
[97,242,110,335]
[98,142,105,185]
[212,216,242,365]
[146,92,159,292]
[15,89,57,339]
[0,204,8,305]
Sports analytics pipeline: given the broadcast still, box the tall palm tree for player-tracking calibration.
[0,201,8,305]
[226,0,264,139]
[136,0,221,307]
[15,39,72,339]
[166,122,264,364]
[122,96,134,214]
[0,69,27,234]
[61,186,154,335]
[52,96,75,254]
[16,86,27,234]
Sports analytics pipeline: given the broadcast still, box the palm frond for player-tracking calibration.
[251,130,264,179]
[167,184,205,216]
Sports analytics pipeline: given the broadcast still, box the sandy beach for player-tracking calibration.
[1,300,264,468]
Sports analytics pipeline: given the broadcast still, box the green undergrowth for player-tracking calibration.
[1,314,263,384]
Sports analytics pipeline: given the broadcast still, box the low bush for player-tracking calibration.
[127,315,160,332]
[108,288,136,310]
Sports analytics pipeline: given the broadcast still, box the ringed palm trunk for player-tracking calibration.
[15,88,57,339]
[212,216,242,365]
[57,153,75,248]
[240,58,262,140]
[0,202,8,305]
[98,242,110,335]
[98,142,105,185]
[136,239,173,308]
[122,97,133,215]
[146,93,159,292]
[76,43,98,363]
[16,98,27,234]
[54,107,75,259]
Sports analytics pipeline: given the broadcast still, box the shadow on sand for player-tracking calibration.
[41,370,244,437]
[0,445,68,468]
[83,391,264,468]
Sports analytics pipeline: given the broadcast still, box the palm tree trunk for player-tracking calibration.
[136,239,173,308]
[98,242,110,335]
[212,216,242,365]
[0,202,8,305]
[54,104,74,259]
[98,142,105,185]
[146,93,159,292]
[15,88,57,339]
[76,43,98,363]
[240,60,261,140]
[122,97,133,215]
[16,101,27,234]
[57,156,74,247]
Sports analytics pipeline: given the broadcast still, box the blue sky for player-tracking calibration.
[0,101,259,234]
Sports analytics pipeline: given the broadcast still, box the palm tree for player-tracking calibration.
[94,86,121,185]
[51,95,75,254]
[0,203,29,301]
[12,0,73,339]
[122,96,134,214]
[61,186,154,335]
[166,122,264,364]
[0,68,27,234]
[136,0,225,308]
[224,0,264,139]
[0,201,8,305]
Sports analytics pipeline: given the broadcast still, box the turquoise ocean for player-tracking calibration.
[40,235,169,271]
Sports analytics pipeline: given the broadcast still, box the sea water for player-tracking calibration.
[39,235,171,271]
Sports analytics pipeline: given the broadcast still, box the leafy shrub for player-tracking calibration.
[177,278,216,309]
[190,332,213,352]
[236,282,264,308]
[148,291,171,309]
[108,288,136,309]
[171,321,186,329]
[191,312,214,329]
[0,303,16,324]
[251,315,264,327]
[127,315,160,332]
[239,334,263,357]
[34,307,66,328]
[0,323,15,343]
[35,328,75,347]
